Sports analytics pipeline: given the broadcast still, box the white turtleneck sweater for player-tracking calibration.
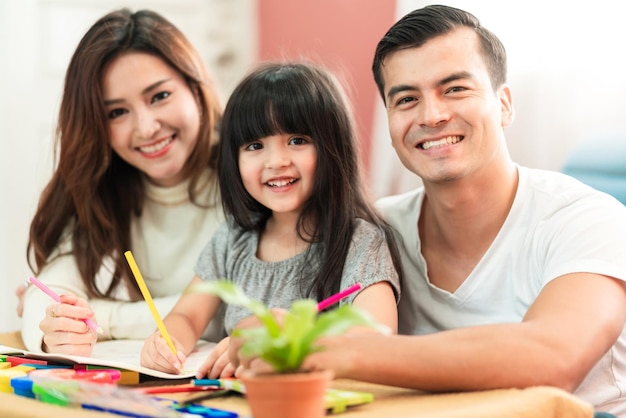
[21,171,225,352]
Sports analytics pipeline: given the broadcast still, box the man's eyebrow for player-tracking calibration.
[386,71,476,103]
[103,79,171,106]
[386,84,417,103]
[439,71,473,86]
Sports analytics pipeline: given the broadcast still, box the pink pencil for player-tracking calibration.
[317,283,362,311]
[29,276,104,335]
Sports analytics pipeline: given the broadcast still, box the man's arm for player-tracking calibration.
[303,273,626,392]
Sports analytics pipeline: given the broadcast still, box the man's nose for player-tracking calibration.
[416,96,450,128]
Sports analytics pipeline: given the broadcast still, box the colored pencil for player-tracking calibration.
[29,276,104,334]
[317,282,362,311]
[124,250,177,355]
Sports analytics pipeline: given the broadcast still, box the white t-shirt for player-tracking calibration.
[377,166,626,414]
[21,171,225,352]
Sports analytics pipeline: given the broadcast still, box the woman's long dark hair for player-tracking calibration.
[219,61,402,300]
[27,8,222,298]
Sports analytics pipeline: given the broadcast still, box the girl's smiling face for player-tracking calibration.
[102,52,201,187]
[238,133,317,217]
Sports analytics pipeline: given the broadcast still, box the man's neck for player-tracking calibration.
[418,161,518,292]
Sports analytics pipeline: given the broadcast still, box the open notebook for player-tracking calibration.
[0,339,216,379]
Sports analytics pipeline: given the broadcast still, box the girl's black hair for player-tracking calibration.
[219,61,403,300]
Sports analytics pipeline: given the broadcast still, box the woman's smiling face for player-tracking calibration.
[102,52,201,187]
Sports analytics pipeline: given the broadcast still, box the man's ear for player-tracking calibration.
[498,84,514,127]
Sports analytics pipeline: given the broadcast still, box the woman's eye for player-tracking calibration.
[152,91,171,103]
[108,108,127,119]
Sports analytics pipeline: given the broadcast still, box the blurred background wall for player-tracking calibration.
[2,0,625,333]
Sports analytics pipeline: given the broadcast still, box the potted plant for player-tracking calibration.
[190,280,389,418]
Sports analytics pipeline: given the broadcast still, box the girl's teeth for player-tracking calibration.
[268,179,296,187]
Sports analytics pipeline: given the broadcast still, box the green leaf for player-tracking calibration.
[188,280,281,336]
[187,279,388,373]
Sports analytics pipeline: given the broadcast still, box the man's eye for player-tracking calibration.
[447,86,466,93]
[397,96,417,106]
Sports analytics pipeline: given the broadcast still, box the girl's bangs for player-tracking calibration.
[229,73,316,146]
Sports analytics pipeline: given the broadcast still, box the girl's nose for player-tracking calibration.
[265,147,291,169]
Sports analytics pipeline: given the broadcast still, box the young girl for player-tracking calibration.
[21,8,225,356]
[141,61,403,377]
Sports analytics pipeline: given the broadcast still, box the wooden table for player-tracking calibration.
[0,331,594,418]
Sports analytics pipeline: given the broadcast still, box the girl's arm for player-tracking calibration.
[140,276,221,373]
[342,221,401,334]
[352,281,398,333]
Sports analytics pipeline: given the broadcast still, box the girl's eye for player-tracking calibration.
[152,91,171,103]
[108,108,127,119]
[243,142,263,151]
[288,136,308,145]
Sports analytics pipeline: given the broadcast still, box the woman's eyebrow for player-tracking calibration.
[103,79,171,106]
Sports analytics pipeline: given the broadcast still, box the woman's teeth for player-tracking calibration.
[138,137,173,154]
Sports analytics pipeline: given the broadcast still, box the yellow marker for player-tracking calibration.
[124,250,177,355]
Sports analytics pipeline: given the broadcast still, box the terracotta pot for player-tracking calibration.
[241,369,333,418]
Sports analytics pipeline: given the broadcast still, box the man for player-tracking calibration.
[299,5,626,415]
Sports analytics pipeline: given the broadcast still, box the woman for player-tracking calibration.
[21,8,225,356]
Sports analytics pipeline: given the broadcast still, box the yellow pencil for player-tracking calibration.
[124,250,177,355]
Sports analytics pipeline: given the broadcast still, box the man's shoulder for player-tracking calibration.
[375,188,423,227]
[376,188,423,209]
[521,166,622,205]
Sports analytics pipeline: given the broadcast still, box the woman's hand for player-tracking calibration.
[195,336,237,379]
[39,293,99,356]
[140,330,186,374]
[15,281,28,318]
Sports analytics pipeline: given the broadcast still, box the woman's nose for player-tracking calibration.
[133,109,160,139]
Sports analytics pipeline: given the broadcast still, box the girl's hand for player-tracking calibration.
[140,330,186,374]
[195,336,236,379]
[39,293,98,356]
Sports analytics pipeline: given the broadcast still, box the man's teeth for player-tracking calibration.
[421,136,461,150]
[267,179,296,187]
[139,137,173,154]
